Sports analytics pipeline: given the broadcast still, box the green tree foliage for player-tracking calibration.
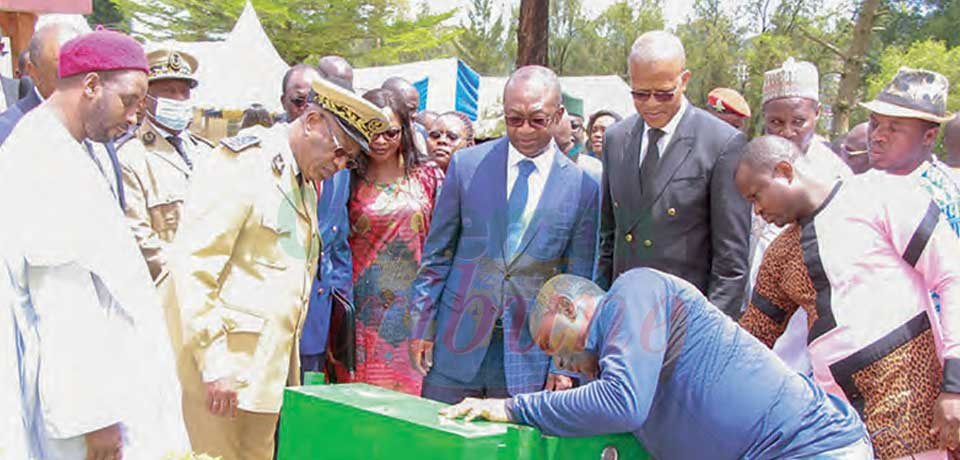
[453,0,510,74]
[114,0,460,65]
[88,0,129,31]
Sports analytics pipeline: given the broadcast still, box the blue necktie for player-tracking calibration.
[506,159,536,258]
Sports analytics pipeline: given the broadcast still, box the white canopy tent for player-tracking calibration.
[148,1,288,114]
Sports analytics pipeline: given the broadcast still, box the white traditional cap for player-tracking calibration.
[762,57,820,105]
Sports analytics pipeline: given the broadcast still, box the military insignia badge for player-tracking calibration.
[142,131,156,146]
[169,52,183,72]
[272,153,284,176]
[220,134,261,153]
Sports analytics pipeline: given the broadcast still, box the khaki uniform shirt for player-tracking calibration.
[170,126,321,413]
[119,120,215,281]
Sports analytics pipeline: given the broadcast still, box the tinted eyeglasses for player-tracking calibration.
[324,115,360,169]
[504,112,556,129]
[428,130,461,142]
[372,127,402,142]
[289,95,309,108]
[631,78,682,103]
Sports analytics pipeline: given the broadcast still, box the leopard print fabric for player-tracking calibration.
[851,329,942,459]
[740,225,818,345]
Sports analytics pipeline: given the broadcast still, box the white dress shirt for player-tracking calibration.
[507,140,556,232]
[638,97,689,167]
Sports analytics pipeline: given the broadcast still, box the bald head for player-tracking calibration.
[26,23,83,98]
[317,55,353,91]
[739,134,804,173]
[629,30,686,69]
[382,76,420,114]
[503,65,561,107]
[280,64,322,121]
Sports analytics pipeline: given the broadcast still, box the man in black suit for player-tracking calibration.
[596,30,750,318]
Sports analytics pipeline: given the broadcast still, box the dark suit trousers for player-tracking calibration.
[421,320,510,404]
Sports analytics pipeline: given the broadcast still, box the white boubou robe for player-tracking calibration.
[0,104,189,459]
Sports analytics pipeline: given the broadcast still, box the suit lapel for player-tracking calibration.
[508,148,569,266]
[638,107,696,211]
[623,116,645,211]
[486,138,510,267]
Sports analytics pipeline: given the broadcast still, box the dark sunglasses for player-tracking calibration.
[428,130,461,142]
[631,88,679,103]
[290,95,309,108]
[631,77,682,103]
[504,112,555,129]
[373,127,402,142]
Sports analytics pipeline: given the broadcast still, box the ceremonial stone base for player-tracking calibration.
[277,383,652,460]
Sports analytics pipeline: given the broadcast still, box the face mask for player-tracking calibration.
[149,95,193,131]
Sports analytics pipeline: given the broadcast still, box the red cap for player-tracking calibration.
[58,26,149,79]
[707,87,751,118]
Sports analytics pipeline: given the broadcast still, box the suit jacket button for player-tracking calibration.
[644,239,653,247]
[614,201,620,208]
[332,225,338,232]
[625,234,633,243]
[667,208,677,217]
[504,273,512,281]
[317,287,324,295]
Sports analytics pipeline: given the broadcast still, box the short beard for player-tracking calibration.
[85,95,122,143]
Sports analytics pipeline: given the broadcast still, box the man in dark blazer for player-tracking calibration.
[410,66,599,403]
[0,23,81,145]
[596,30,750,318]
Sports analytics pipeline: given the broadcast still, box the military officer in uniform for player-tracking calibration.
[169,74,390,460]
[119,47,214,283]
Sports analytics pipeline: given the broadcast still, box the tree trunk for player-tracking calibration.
[516,0,549,67]
[830,0,882,138]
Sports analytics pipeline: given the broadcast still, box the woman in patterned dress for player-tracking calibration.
[337,88,443,395]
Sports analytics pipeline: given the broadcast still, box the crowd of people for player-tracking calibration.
[6,20,960,460]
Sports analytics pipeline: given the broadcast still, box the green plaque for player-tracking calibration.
[278,383,651,460]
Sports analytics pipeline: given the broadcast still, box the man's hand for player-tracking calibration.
[84,423,122,460]
[205,378,239,418]
[544,373,574,391]
[439,397,510,422]
[932,392,960,451]
[409,339,434,376]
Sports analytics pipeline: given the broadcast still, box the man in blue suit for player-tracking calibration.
[0,23,80,145]
[297,60,355,376]
[410,66,600,403]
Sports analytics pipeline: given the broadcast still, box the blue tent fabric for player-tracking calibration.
[408,60,479,121]
[455,60,480,121]
[413,78,429,112]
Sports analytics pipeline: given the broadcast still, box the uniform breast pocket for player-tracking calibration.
[221,304,267,354]
[252,214,292,270]
[666,175,707,207]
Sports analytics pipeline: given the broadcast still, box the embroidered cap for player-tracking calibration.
[306,73,391,153]
[762,57,820,105]
[146,47,199,88]
[860,67,954,124]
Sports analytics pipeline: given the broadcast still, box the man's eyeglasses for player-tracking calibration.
[324,114,360,169]
[504,112,556,129]
[570,120,583,131]
[372,127,402,142]
[428,130,461,142]
[290,95,309,109]
[631,77,683,103]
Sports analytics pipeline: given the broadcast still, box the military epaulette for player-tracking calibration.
[220,134,261,153]
[189,132,215,148]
